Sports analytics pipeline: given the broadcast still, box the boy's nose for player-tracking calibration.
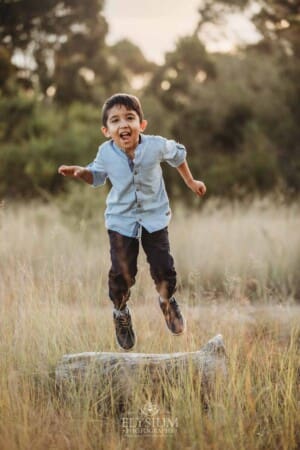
[119,118,129,127]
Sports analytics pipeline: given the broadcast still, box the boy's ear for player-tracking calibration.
[140,120,148,132]
[101,126,110,138]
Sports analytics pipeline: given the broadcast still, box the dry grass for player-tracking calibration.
[0,197,299,450]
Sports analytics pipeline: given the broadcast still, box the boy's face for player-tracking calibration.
[101,104,147,153]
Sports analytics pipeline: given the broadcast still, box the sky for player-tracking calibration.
[103,0,261,64]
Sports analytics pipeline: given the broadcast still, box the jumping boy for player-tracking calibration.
[58,93,206,351]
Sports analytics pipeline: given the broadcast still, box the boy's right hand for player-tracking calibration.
[58,165,93,184]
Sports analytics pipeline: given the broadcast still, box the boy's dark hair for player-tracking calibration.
[102,93,144,127]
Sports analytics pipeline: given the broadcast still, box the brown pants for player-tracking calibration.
[107,226,177,308]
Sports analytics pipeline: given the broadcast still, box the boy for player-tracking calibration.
[58,93,206,351]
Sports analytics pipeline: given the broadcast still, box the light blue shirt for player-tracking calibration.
[86,134,187,237]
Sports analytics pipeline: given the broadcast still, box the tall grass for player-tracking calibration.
[0,197,299,449]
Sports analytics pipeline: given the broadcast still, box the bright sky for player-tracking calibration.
[104,0,261,64]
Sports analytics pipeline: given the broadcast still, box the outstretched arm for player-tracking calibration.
[176,160,206,197]
[58,165,93,185]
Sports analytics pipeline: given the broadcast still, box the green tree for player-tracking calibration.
[110,39,155,75]
[0,0,110,102]
[146,0,300,198]
[245,0,300,192]
[147,35,216,111]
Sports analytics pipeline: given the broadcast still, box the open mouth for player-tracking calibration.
[119,131,131,141]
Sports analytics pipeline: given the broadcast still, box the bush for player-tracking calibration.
[0,99,105,198]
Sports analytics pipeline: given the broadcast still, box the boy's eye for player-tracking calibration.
[109,115,136,123]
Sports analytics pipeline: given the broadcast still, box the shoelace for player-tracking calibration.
[114,309,131,327]
[169,298,182,315]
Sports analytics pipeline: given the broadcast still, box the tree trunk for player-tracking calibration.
[55,334,227,403]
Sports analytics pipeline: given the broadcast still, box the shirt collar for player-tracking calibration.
[112,134,144,158]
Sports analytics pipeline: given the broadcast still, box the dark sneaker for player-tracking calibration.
[159,296,186,335]
[113,306,136,351]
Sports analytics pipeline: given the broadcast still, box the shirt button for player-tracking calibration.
[137,203,141,207]
[134,170,138,175]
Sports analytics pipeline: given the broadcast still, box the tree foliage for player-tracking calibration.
[0,0,299,199]
[144,0,300,198]
[0,0,110,101]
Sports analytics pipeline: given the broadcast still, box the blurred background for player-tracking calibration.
[0,0,299,202]
[0,5,299,448]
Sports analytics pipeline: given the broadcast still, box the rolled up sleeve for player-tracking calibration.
[86,147,107,187]
[162,139,187,167]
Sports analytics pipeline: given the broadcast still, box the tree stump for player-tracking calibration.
[55,335,227,407]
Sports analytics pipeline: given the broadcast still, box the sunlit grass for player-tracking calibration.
[0,198,299,449]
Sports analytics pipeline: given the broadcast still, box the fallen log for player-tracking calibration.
[55,335,227,404]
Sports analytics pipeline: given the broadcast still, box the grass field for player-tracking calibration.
[0,197,299,450]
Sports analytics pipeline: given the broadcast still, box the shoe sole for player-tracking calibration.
[169,317,187,336]
[115,334,137,352]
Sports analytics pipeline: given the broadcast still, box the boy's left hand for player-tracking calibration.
[188,180,206,196]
